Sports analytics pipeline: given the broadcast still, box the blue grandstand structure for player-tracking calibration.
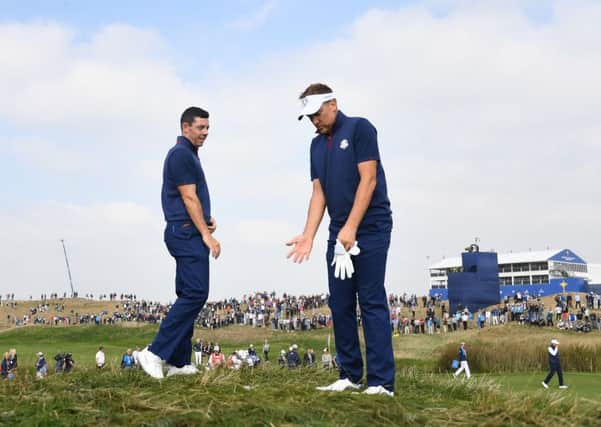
[428,248,601,301]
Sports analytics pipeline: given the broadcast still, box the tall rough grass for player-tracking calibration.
[2,363,600,426]
[438,337,601,373]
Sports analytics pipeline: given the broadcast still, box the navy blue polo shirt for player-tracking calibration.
[310,111,392,236]
[161,136,211,224]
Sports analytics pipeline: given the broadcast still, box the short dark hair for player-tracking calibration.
[299,83,333,99]
[181,107,209,130]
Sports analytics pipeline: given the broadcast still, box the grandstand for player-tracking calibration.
[428,248,600,300]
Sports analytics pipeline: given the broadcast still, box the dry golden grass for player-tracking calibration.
[437,324,601,373]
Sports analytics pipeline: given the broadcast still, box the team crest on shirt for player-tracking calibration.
[339,139,349,150]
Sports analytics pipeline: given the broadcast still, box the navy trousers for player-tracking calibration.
[544,364,564,386]
[149,223,209,368]
[326,235,395,391]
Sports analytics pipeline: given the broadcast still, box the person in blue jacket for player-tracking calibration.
[286,345,302,369]
[1,352,9,379]
[121,349,135,370]
[453,342,471,379]
[542,339,568,389]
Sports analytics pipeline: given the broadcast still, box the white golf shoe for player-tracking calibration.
[316,378,361,392]
[363,386,394,397]
[138,347,164,379]
[559,385,568,389]
[166,364,199,377]
[541,382,549,389]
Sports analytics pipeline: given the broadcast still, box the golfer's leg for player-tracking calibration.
[543,368,554,384]
[356,241,395,391]
[464,362,471,378]
[175,319,196,367]
[557,367,564,386]
[151,291,205,367]
[150,236,209,367]
[327,244,363,384]
[454,365,464,377]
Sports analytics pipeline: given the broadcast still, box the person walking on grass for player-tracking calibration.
[453,342,471,379]
[542,339,568,389]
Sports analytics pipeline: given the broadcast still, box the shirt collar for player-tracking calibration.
[315,110,347,136]
[331,110,346,134]
[177,135,199,155]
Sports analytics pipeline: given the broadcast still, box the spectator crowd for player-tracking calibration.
[1,337,338,381]
[2,291,332,333]
[4,290,601,340]
[388,291,601,336]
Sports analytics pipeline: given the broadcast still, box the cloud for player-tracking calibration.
[1,0,601,301]
[0,23,187,131]
[228,0,278,31]
[8,137,93,174]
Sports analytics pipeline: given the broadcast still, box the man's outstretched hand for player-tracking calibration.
[286,234,313,264]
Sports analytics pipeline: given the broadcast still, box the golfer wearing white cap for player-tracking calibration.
[453,342,471,379]
[288,83,395,396]
[542,339,567,389]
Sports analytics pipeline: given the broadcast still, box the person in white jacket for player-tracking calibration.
[95,346,105,369]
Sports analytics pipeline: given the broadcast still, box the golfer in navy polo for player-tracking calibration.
[287,83,395,396]
[138,107,221,379]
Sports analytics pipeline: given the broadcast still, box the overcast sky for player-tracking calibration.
[0,0,599,302]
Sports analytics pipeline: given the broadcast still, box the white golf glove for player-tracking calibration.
[331,240,360,280]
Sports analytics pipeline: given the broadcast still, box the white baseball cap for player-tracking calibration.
[551,339,559,345]
[298,92,336,120]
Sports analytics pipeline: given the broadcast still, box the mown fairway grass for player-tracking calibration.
[1,324,601,426]
[489,372,601,401]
